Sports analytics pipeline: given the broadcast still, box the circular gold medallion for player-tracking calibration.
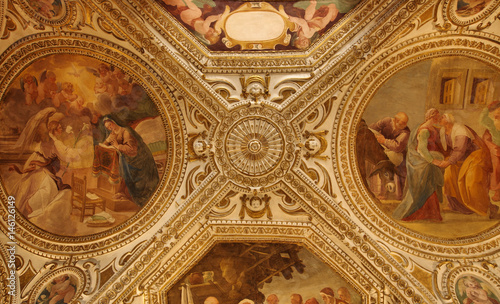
[215,107,296,187]
[226,117,284,176]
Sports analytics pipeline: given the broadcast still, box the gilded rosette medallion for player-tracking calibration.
[226,117,284,176]
[215,107,296,187]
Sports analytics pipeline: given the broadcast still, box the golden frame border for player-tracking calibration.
[121,0,402,72]
[333,34,500,258]
[0,33,187,258]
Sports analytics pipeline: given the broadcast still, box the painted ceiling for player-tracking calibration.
[1,0,500,304]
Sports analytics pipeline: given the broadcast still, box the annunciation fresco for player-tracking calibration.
[158,0,361,51]
[358,56,500,238]
[166,243,360,304]
[0,54,167,236]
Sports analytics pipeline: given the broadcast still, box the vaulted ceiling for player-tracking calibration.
[1,0,500,303]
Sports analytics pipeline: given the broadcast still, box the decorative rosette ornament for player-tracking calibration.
[226,117,283,175]
[215,107,297,188]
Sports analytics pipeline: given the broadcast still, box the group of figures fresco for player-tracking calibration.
[0,54,166,236]
[159,0,361,50]
[167,243,360,304]
[360,107,499,221]
[358,56,500,236]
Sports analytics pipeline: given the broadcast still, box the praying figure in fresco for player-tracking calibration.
[99,117,159,206]
[163,0,222,45]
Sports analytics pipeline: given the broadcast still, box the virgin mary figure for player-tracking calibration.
[99,117,159,206]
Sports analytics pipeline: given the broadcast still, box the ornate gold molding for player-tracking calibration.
[17,0,73,27]
[25,266,87,304]
[437,0,500,30]
[432,260,500,303]
[119,0,401,73]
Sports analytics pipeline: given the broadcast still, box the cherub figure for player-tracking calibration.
[246,82,265,106]
[112,68,130,83]
[456,0,492,17]
[94,77,112,95]
[53,82,84,114]
[461,276,499,304]
[47,275,76,304]
[112,68,133,95]
[164,0,222,45]
[37,70,58,103]
[117,78,132,96]
[240,75,270,107]
[96,63,118,95]
[21,74,38,105]
[289,0,339,49]
[35,0,56,18]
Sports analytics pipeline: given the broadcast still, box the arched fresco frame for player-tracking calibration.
[334,33,500,259]
[0,32,187,258]
[87,175,436,303]
[93,222,432,304]
[119,0,401,72]
[17,0,72,26]
[27,266,86,304]
[443,0,500,27]
[431,261,500,303]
